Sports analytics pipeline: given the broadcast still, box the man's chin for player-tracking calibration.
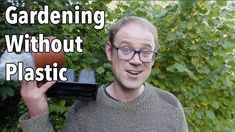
[122,81,144,90]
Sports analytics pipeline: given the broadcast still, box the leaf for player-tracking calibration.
[176,31,184,37]
[197,67,210,74]
[103,63,111,69]
[195,111,204,119]
[191,58,199,67]
[212,101,220,109]
[198,96,207,102]
[0,87,14,100]
[166,63,197,80]
[180,0,195,9]
[216,1,227,7]
[96,67,105,75]
[187,22,193,30]
[166,63,185,72]
[222,41,233,48]
[106,71,113,82]
[55,1,63,9]
[226,56,235,63]
[166,34,176,42]
[49,103,67,114]
[206,111,216,119]
[223,80,233,87]
[188,45,198,50]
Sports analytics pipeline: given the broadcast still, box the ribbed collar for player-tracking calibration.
[98,83,154,109]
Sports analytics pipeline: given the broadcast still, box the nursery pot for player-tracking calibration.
[32,36,65,68]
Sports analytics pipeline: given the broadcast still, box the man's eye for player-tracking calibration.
[120,48,132,55]
[141,51,152,56]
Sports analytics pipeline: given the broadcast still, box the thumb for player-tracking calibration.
[39,81,56,93]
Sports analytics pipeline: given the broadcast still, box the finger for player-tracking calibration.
[43,94,48,100]
[27,81,37,88]
[21,81,37,89]
[20,80,27,88]
[40,81,56,93]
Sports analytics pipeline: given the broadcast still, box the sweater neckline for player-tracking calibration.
[99,83,153,108]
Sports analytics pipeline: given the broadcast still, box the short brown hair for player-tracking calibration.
[109,16,159,50]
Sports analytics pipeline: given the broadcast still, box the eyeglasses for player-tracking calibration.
[111,43,158,63]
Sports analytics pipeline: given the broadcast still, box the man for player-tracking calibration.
[19,16,188,132]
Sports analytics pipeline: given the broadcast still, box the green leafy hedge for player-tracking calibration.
[0,0,234,131]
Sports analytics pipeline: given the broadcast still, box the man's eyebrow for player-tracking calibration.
[118,40,132,45]
[119,40,152,46]
[141,43,154,50]
[142,43,152,48]
[118,40,154,50]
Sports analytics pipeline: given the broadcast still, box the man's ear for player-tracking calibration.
[150,62,155,68]
[105,41,112,61]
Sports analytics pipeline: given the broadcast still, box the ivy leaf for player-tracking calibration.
[206,111,216,119]
[217,1,227,7]
[55,1,63,9]
[103,63,111,69]
[0,87,14,100]
[166,63,197,80]
[223,80,233,87]
[212,101,220,109]
[166,34,176,42]
[180,0,195,9]
[195,111,204,119]
[96,67,105,75]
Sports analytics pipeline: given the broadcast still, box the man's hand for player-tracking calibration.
[20,81,55,118]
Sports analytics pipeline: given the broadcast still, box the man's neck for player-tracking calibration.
[106,81,145,102]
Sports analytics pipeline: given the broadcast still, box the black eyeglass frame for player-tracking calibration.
[110,43,159,63]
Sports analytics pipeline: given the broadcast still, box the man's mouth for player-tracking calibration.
[126,70,142,76]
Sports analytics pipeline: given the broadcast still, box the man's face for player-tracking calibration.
[106,22,155,89]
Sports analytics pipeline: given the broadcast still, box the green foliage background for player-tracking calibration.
[0,0,234,131]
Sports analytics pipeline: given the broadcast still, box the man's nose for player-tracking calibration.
[129,53,142,64]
